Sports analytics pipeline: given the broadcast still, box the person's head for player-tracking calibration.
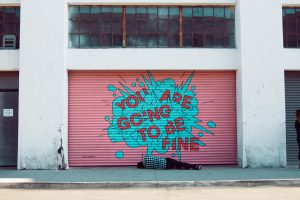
[296,109,300,120]
[137,161,144,168]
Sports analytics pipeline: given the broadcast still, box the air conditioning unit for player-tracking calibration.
[3,35,16,49]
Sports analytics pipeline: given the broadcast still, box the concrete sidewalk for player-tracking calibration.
[0,166,300,189]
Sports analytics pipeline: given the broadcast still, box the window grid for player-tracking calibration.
[125,6,180,48]
[181,6,235,48]
[68,5,235,48]
[0,7,20,49]
[69,5,123,48]
[122,6,126,47]
[283,7,300,48]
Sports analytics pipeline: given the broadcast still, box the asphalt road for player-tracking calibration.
[1,187,300,200]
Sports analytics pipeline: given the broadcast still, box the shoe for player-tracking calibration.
[195,165,202,170]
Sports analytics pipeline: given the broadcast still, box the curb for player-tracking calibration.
[1,179,300,189]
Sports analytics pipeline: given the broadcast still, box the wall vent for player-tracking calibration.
[3,35,16,49]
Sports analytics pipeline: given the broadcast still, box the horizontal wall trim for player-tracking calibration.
[0,0,20,5]
[67,0,237,5]
[1,0,299,8]
[67,49,238,70]
[0,50,19,71]
[283,49,300,70]
[282,0,300,6]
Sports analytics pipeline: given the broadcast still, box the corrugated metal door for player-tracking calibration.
[0,72,19,166]
[285,71,300,165]
[69,71,237,166]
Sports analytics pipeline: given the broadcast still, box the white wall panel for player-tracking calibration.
[282,0,300,6]
[0,50,19,70]
[68,49,238,70]
[283,49,300,70]
[18,0,68,169]
[236,0,286,168]
[68,0,237,5]
[0,0,19,5]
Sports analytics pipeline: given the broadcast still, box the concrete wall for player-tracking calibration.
[0,0,19,5]
[67,0,236,5]
[236,0,286,167]
[18,0,68,169]
[0,50,19,71]
[0,0,299,169]
[67,49,238,70]
[283,49,300,70]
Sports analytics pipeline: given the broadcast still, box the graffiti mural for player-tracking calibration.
[105,71,216,160]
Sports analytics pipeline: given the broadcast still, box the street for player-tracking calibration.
[1,187,300,200]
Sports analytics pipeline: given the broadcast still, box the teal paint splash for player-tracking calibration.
[115,150,124,159]
[207,121,216,128]
[105,116,110,121]
[131,82,137,87]
[139,82,145,87]
[194,140,206,146]
[108,84,117,92]
[107,71,215,160]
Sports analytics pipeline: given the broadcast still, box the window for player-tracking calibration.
[0,7,20,49]
[283,7,300,48]
[182,6,235,48]
[68,5,235,48]
[126,6,179,48]
[69,6,123,48]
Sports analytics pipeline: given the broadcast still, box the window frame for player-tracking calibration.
[68,5,236,49]
[283,7,300,48]
[0,6,20,49]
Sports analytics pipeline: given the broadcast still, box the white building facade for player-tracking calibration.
[0,0,299,169]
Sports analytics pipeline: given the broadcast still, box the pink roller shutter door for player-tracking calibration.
[68,70,237,166]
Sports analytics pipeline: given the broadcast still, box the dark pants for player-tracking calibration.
[166,158,197,169]
[298,140,300,160]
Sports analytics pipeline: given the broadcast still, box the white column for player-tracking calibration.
[18,0,68,169]
[236,0,286,167]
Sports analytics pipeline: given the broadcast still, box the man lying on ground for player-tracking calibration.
[137,154,202,170]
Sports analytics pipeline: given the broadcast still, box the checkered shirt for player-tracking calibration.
[143,154,166,169]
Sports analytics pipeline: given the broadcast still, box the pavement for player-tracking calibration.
[0,165,300,189]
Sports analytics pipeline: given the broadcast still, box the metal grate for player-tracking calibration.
[285,71,300,165]
[3,35,16,49]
